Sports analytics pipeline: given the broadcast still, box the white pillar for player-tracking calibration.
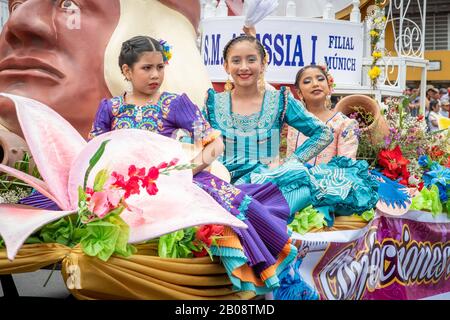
[350,0,361,22]
[323,0,335,20]
[286,1,296,17]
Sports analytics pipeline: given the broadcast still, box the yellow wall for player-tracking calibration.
[406,51,450,82]
[384,22,450,83]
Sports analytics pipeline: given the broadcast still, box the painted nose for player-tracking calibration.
[3,0,58,51]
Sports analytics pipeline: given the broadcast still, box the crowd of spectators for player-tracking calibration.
[405,85,449,132]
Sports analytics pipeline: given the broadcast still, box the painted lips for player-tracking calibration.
[0,56,65,82]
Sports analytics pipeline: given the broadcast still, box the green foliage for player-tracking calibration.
[288,205,327,234]
[158,228,203,258]
[0,152,40,194]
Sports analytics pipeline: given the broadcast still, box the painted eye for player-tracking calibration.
[10,1,24,12]
[60,0,79,10]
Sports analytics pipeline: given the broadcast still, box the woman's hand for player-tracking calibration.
[242,25,256,37]
[191,136,224,175]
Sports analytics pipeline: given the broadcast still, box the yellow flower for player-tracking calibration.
[374,18,381,24]
[382,16,387,22]
[370,30,379,37]
[372,51,382,59]
[368,66,382,80]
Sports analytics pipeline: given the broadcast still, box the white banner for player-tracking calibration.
[201,17,364,85]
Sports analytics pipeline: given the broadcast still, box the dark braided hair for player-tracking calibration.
[119,35,164,70]
[294,65,329,89]
[223,35,267,64]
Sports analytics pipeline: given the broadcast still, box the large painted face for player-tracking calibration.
[0,0,120,137]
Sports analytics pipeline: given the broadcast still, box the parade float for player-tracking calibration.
[0,0,449,300]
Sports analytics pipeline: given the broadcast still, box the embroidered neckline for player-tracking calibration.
[119,91,168,108]
[213,90,280,132]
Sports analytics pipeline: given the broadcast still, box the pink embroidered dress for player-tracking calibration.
[286,112,358,165]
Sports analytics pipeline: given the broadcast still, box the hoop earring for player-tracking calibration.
[125,79,133,94]
[224,75,233,91]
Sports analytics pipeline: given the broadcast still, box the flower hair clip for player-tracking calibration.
[159,39,172,64]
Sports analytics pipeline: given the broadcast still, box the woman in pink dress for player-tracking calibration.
[286,65,359,165]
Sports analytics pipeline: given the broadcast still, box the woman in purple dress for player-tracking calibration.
[83,36,296,294]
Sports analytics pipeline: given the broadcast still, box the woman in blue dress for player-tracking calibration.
[204,35,379,225]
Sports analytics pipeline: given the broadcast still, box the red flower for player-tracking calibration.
[445,156,450,168]
[169,158,179,167]
[85,187,94,196]
[430,146,445,160]
[381,168,398,181]
[378,145,409,172]
[157,162,168,169]
[145,181,159,196]
[123,176,140,199]
[192,247,208,257]
[111,172,126,189]
[141,166,160,196]
[418,181,424,191]
[417,114,424,121]
[196,225,224,247]
[378,145,411,185]
[146,167,159,180]
[128,165,146,178]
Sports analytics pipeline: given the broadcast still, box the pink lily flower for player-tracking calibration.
[0,93,247,260]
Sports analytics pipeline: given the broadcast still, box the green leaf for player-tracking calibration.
[411,185,443,216]
[288,205,327,235]
[80,220,120,261]
[78,186,87,204]
[0,237,4,249]
[84,140,110,189]
[361,209,375,222]
[93,169,110,192]
[157,228,200,258]
[107,215,136,257]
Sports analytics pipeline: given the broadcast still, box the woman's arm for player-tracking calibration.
[284,91,333,163]
[87,98,114,141]
[191,136,224,175]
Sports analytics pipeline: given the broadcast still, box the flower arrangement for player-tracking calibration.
[355,96,450,217]
[366,0,387,88]
[158,224,225,259]
[159,39,172,64]
[0,140,229,261]
[0,152,39,203]
[0,140,198,260]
